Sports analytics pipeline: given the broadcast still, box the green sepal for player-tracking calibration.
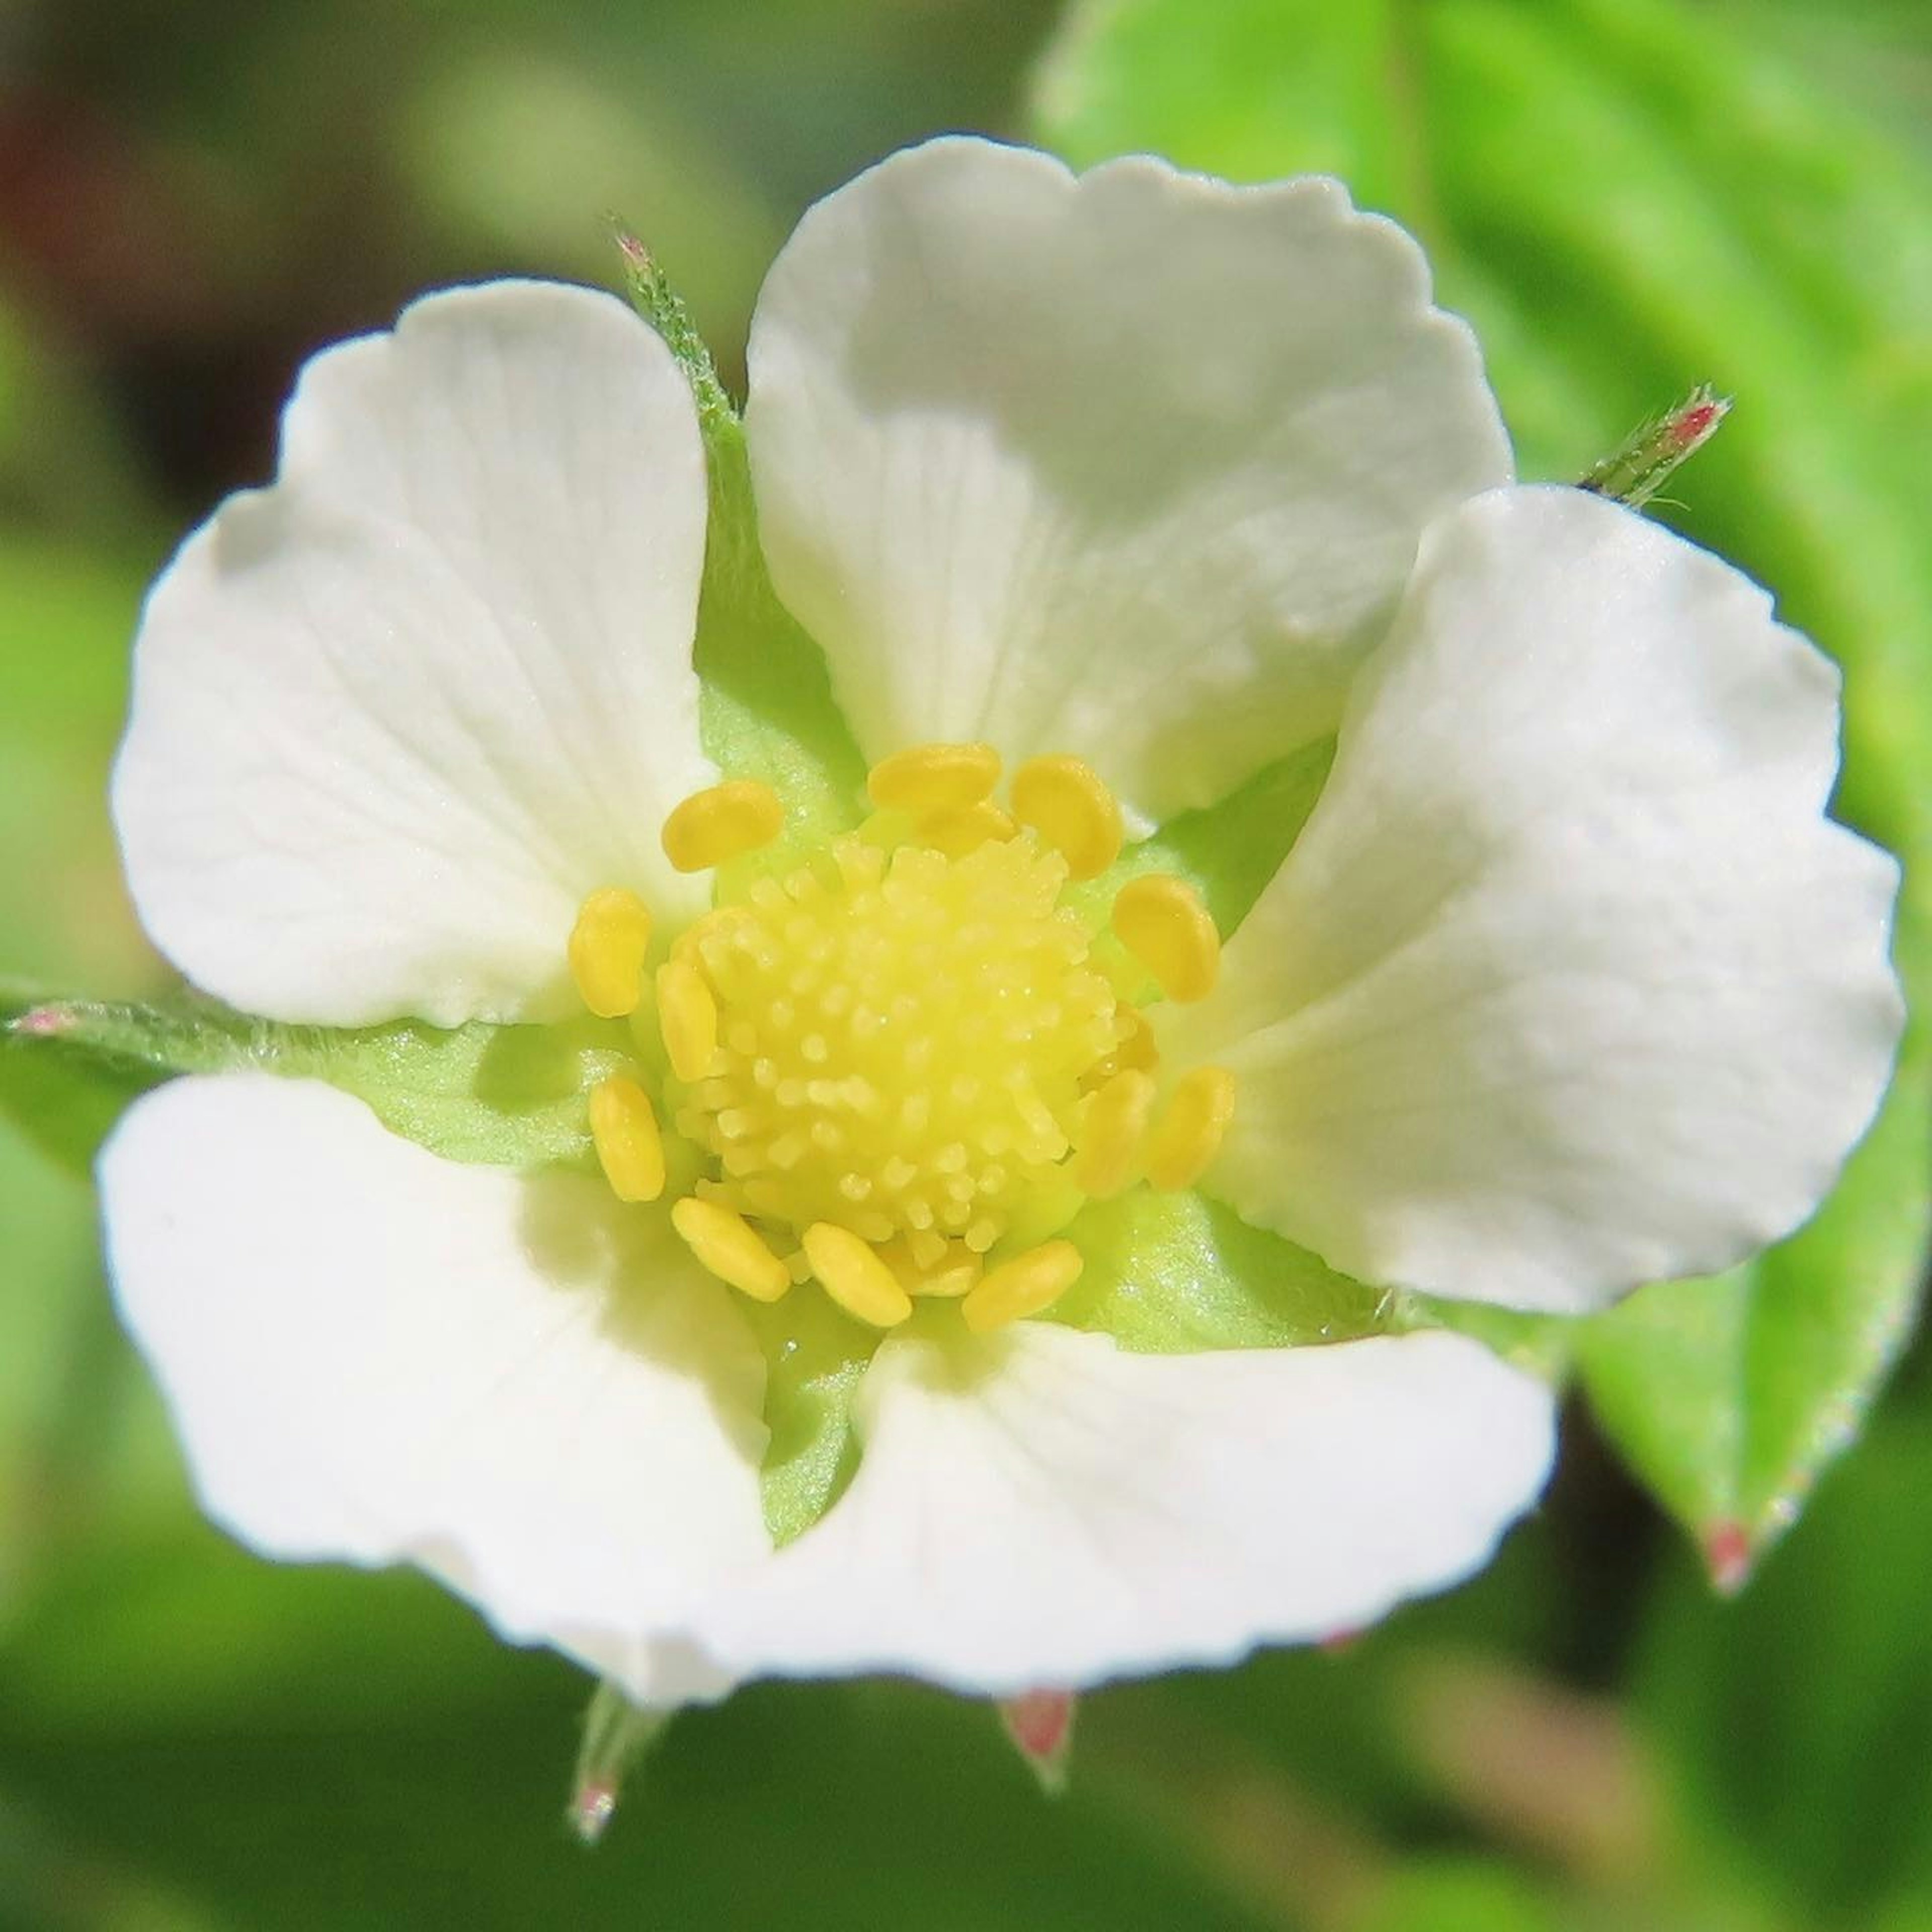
[3,984,634,1174]
[1045,1186,1391,1354]
[1577,383,1730,509]
[615,228,866,863]
[569,1678,673,1846]
[740,1289,877,1547]
[1068,734,1335,943]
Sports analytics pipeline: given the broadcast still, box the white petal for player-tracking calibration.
[691,1325,1553,1695]
[114,281,715,1028]
[99,1073,770,1705]
[744,137,1512,822]
[1173,486,1905,1313]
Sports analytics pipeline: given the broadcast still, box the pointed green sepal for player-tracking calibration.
[569,1678,674,1845]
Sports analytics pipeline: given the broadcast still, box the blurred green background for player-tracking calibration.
[3,0,1930,1925]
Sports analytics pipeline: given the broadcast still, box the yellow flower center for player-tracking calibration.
[566,746,1236,1334]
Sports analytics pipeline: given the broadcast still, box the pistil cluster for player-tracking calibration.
[566,745,1236,1334]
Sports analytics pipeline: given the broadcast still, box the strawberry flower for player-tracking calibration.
[100,138,1900,1703]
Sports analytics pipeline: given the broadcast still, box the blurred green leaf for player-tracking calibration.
[0,1668,1276,1932]
[1351,1859,1563,1932]
[1637,1409,1932,1921]
[1,989,638,1176]
[1034,0,1932,1569]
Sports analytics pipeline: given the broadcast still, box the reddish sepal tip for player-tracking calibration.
[1705,1519,1754,1596]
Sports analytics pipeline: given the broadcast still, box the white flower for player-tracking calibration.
[99,138,1900,1704]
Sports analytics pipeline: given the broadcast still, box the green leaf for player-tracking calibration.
[1033,0,1932,1569]
[2,987,635,1174]
[1637,1410,1932,1920]
[1047,1187,1390,1354]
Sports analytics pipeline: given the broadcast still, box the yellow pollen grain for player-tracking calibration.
[961,1240,1085,1335]
[661,780,785,873]
[671,1196,792,1302]
[568,887,653,1018]
[802,1222,914,1329]
[916,799,1016,858]
[1011,755,1123,881]
[1073,1068,1157,1199]
[866,741,1001,816]
[657,958,719,1082]
[1146,1067,1238,1191]
[1110,873,1221,1003]
[588,1075,666,1202]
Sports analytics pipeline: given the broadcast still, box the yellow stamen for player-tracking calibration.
[1011,755,1123,881]
[1110,873,1220,1002]
[802,1222,914,1329]
[866,741,1001,816]
[568,887,653,1019]
[657,958,719,1082]
[1073,1068,1156,1198]
[961,1240,1084,1334]
[671,1196,791,1302]
[661,780,785,873]
[1146,1067,1238,1191]
[588,1075,666,1202]
[916,799,1016,858]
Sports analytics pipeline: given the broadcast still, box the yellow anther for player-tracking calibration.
[568,887,653,1019]
[1146,1066,1238,1191]
[588,1075,667,1202]
[802,1222,914,1329]
[1110,873,1221,1003]
[661,780,785,873]
[657,958,719,1082]
[916,799,1017,858]
[961,1239,1085,1335]
[1011,755,1123,881]
[1073,1068,1157,1198]
[866,741,1002,815]
[671,1196,792,1302]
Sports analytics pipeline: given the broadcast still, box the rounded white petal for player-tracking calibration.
[115,281,716,1028]
[99,1073,770,1705]
[745,137,1512,822]
[1173,486,1904,1313]
[690,1325,1553,1695]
